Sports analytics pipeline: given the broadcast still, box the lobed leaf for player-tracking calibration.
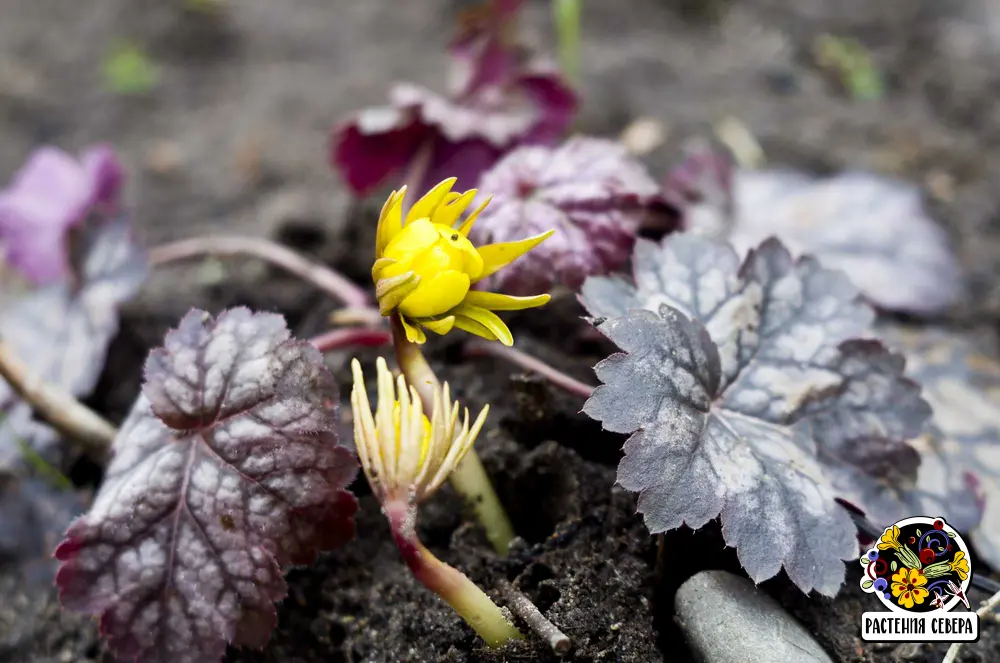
[54,308,358,663]
[470,137,661,295]
[581,233,930,595]
[0,145,122,284]
[877,324,997,566]
[0,219,147,471]
[665,147,962,315]
[330,0,575,196]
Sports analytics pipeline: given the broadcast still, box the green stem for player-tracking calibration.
[448,445,516,556]
[390,314,517,556]
[552,0,581,87]
[387,502,522,648]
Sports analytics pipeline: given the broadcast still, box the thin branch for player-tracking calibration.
[497,579,571,656]
[0,340,116,460]
[309,327,392,353]
[942,588,1000,663]
[148,236,371,309]
[465,341,595,399]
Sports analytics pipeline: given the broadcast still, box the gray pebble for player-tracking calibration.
[675,570,833,663]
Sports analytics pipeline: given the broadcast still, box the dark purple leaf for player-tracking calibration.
[0,219,146,471]
[581,233,930,595]
[330,8,576,197]
[0,145,123,284]
[670,150,962,315]
[54,308,359,663]
[877,324,997,566]
[470,137,661,295]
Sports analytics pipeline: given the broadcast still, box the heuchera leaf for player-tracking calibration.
[330,1,575,195]
[0,219,147,471]
[665,147,962,315]
[877,324,996,566]
[580,233,930,595]
[54,308,359,663]
[469,136,662,295]
[0,145,123,284]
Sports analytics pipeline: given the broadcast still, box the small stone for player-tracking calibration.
[675,570,833,663]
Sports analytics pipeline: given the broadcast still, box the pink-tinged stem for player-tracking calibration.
[465,341,596,399]
[148,236,371,309]
[385,502,521,648]
[309,327,392,353]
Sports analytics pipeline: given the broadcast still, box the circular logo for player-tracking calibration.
[860,516,972,613]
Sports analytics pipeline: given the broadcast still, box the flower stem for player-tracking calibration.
[148,235,371,308]
[390,314,517,556]
[387,502,521,648]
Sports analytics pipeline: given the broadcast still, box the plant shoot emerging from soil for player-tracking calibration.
[350,357,521,647]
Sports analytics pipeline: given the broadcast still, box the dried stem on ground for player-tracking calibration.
[497,579,571,656]
[149,235,372,309]
[0,340,116,459]
[941,588,1000,663]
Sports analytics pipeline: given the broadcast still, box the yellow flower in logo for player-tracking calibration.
[891,567,929,610]
[877,525,902,551]
[949,551,969,581]
[372,178,553,346]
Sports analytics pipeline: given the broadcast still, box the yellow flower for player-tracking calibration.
[350,357,489,505]
[877,525,902,551]
[891,567,929,610]
[950,551,969,581]
[372,178,554,346]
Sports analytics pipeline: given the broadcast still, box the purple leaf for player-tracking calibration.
[580,233,930,596]
[0,145,123,284]
[54,308,359,663]
[669,150,963,315]
[0,219,146,471]
[877,324,997,567]
[470,137,661,295]
[330,7,576,196]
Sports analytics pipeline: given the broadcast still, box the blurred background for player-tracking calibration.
[3,0,999,318]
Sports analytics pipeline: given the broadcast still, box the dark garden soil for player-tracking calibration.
[4,0,1000,661]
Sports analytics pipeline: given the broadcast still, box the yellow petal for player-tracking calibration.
[383,217,440,264]
[405,178,456,225]
[463,290,551,311]
[375,272,421,315]
[431,189,478,227]
[453,303,514,346]
[419,315,456,335]
[398,270,471,319]
[472,229,556,283]
[457,195,492,236]
[399,315,427,344]
[376,188,406,257]
[452,315,499,342]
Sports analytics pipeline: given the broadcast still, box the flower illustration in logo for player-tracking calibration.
[891,567,929,609]
[859,516,974,614]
